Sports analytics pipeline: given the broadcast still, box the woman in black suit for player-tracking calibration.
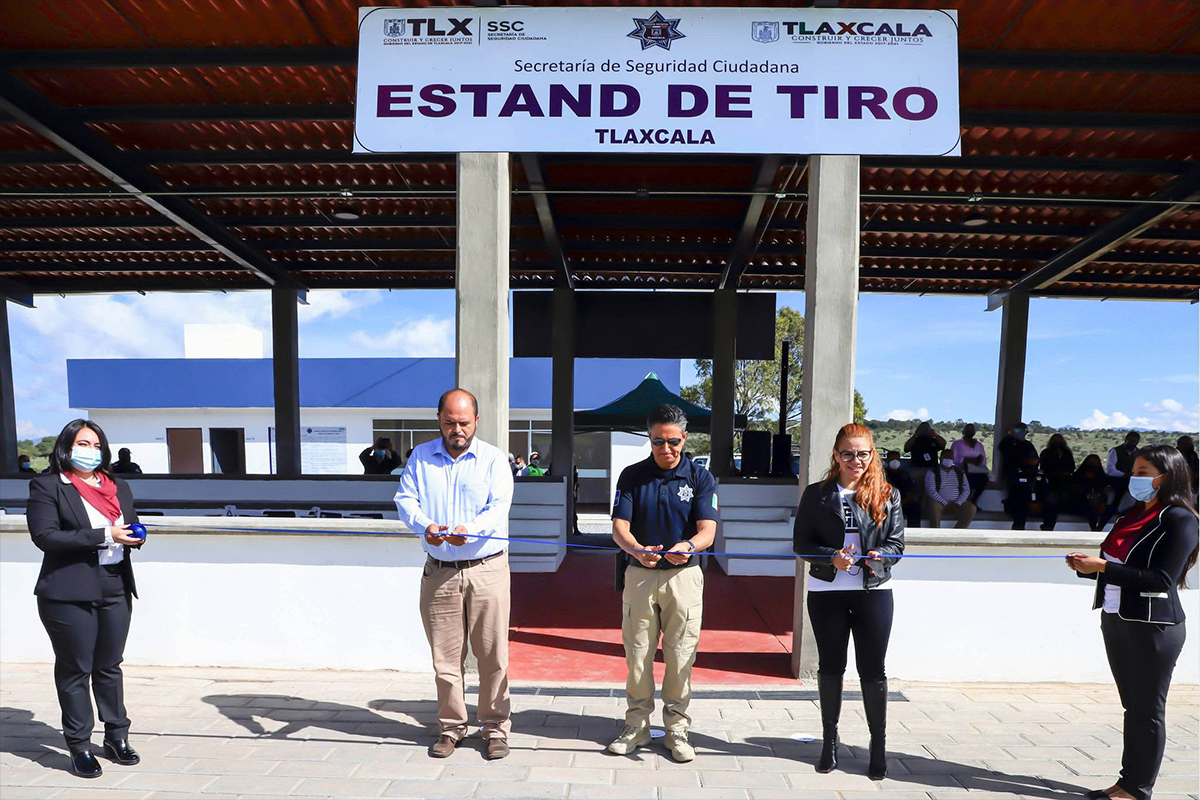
[793,423,905,781]
[28,419,144,778]
[1066,445,1198,800]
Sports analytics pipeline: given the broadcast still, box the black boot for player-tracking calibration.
[861,679,888,780]
[815,673,842,773]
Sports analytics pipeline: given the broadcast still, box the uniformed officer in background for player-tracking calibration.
[608,404,718,763]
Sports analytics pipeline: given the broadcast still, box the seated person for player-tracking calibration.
[884,450,921,530]
[924,449,976,528]
[1066,454,1113,532]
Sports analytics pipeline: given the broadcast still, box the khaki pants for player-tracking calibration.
[928,499,977,528]
[419,551,511,741]
[622,563,704,732]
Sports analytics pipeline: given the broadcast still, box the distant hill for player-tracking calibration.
[864,419,1196,465]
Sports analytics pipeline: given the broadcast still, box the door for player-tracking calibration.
[166,428,204,474]
[209,428,246,475]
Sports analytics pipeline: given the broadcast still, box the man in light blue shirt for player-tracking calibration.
[394,388,515,760]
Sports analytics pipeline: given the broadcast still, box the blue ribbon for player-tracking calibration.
[138,522,1081,560]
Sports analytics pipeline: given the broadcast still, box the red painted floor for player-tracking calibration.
[510,551,797,684]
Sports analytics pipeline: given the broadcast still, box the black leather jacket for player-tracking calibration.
[793,480,906,589]
[1078,504,1198,625]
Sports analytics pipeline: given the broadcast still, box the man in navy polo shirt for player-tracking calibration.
[608,404,718,763]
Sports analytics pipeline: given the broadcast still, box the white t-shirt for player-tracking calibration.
[807,485,865,593]
[62,474,125,565]
[1102,553,1123,613]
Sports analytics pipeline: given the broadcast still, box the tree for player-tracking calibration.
[681,307,868,440]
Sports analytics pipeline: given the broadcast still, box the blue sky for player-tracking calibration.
[8,288,1197,439]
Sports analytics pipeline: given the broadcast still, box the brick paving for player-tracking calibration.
[1,663,1196,799]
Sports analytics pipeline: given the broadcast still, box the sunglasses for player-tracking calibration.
[651,437,684,447]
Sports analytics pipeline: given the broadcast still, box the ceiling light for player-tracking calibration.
[332,205,360,221]
[962,214,989,228]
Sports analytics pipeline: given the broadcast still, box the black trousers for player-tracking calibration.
[37,565,133,752]
[1101,613,1186,800]
[807,589,893,682]
[965,472,989,505]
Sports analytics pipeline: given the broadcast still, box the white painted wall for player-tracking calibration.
[87,408,562,476]
[89,408,426,475]
[609,432,652,504]
[0,528,430,672]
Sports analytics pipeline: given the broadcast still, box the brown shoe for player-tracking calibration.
[485,738,510,760]
[430,735,459,758]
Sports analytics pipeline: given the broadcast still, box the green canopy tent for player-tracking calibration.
[573,372,744,434]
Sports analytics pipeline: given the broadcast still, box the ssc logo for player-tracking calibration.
[751,21,779,43]
[383,18,405,37]
[628,11,685,51]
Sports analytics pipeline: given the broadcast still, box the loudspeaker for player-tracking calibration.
[741,430,771,477]
[771,433,793,476]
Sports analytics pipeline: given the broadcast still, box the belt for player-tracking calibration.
[427,551,504,570]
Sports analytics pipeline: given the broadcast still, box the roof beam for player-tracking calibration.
[959,50,1200,75]
[987,168,1200,310]
[518,154,574,288]
[0,213,547,230]
[3,150,1190,177]
[0,275,35,307]
[3,47,1194,74]
[962,109,1200,132]
[719,155,782,289]
[0,71,299,288]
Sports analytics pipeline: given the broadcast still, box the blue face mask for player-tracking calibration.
[375,449,387,458]
[69,446,103,472]
[1128,475,1160,502]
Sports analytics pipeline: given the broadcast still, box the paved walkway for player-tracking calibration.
[1,663,1196,799]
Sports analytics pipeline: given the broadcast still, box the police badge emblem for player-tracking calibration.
[751,21,779,43]
[628,11,685,51]
[677,484,694,503]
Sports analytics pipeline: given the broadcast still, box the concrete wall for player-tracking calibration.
[0,478,567,572]
[0,524,430,672]
[715,482,1198,683]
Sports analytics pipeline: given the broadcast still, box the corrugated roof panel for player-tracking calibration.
[112,0,324,48]
[0,0,148,48]
[89,120,354,151]
[150,162,455,189]
[1118,75,1200,114]
[0,163,109,189]
[961,70,1153,112]
[997,0,1200,53]
[15,65,354,106]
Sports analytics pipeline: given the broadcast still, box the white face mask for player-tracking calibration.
[887,460,901,471]
[941,458,955,468]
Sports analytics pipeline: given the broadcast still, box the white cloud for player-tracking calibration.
[1080,409,1132,430]
[1081,401,1199,432]
[884,407,930,422]
[348,316,454,356]
[1160,374,1199,385]
[16,419,49,438]
[297,289,384,323]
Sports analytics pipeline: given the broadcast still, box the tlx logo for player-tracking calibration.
[405,18,473,36]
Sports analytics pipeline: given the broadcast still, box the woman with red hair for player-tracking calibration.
[793,423,905,780]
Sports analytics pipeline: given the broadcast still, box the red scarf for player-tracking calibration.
[68,472,122,524]
[1101,504,1161,562]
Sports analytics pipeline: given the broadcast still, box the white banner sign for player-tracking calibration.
[300,426,348,475]
[354,6,960,156]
